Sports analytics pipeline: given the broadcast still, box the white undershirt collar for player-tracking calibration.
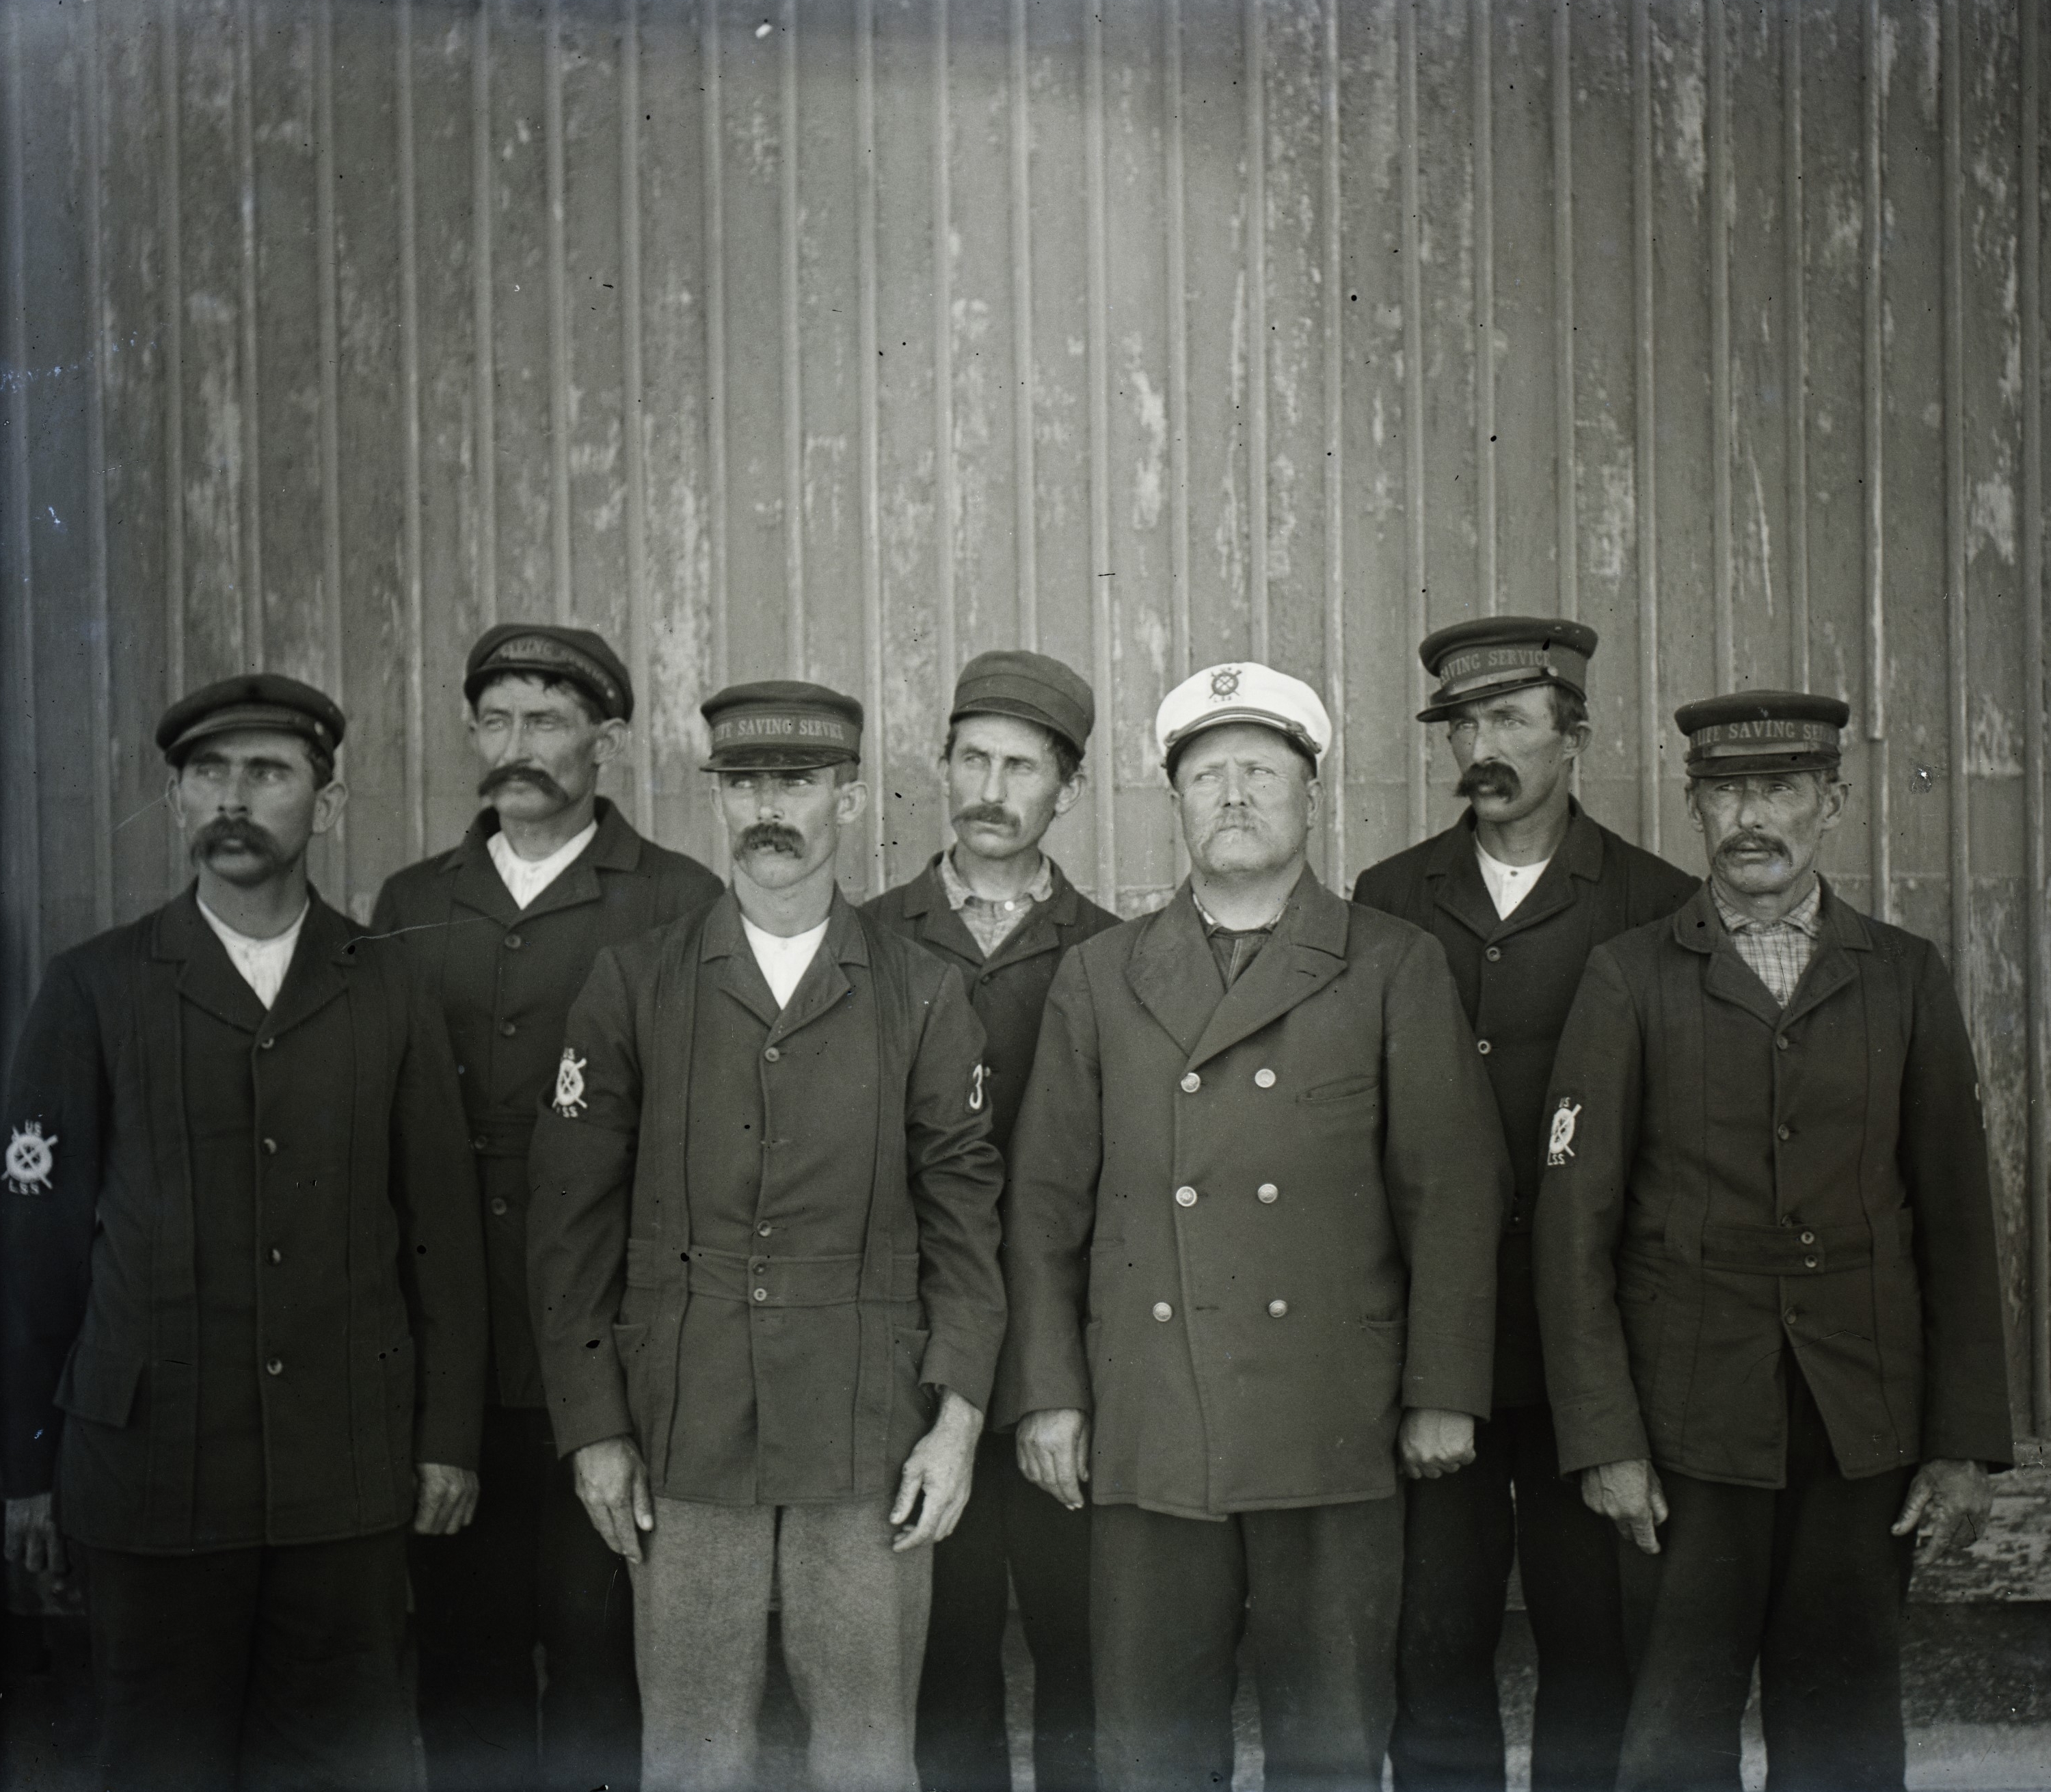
[740,913,831,1009]
[196,896,310,1011]
[488,818,599,911]
[1473,838,1553,920]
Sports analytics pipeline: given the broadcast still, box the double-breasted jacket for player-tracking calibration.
[371,799,719,1406]
[526,892,1007,1504]
[1,892,487,1551]
[1533,881,2013,1487]
[995,872,1510,1519]
[1352,803,1699,1405]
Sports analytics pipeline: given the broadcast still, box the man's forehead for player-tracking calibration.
[1450,685,1553,724]
[1179,723,1308,766]
[183,728,317,767]
[949,712,1056,758]
[473,671,586,711]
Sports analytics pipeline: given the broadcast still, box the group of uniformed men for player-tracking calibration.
[0,610,2011,1792]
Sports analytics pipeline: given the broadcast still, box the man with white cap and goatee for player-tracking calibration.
[996,663,1510,1792]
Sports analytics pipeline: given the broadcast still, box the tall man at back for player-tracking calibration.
[1352,619,1698,1792]
[528,681,1008,1792]
[866,650,1117,1792]
[373,624,720,1790]
[2,676,487,1790]
[1535,691,2011,1791]
[1002,663,1510,1792]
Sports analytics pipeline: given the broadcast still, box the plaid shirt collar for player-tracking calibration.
[1711,879,1823,939]
[936,846,1056,913]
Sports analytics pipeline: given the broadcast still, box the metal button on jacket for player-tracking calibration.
[1254,1068,1276,1089]
[1776,1034,1790,1050]
[753,1287,768,1302]
[267,1247,282,1265]
[1175,1186,1198,1207]
[265,1357,284,1376]
[500,1021,518,1038]
[1180,1071,1201,1094]
[758,1222,773,1238]
[262,1138,278,1155]
[1257,1182,1279,1203]
[1485,946,1502,963]
[764,1045,781,1062]
[489,1197,509,1217]
[1476,1039,1492,1056]
[1804,1255,1819,1270]
[1776,1123,1791,1141]
[1151,1301,1173,1322]
[504,933,523,950]
[1799,1230,1817,1246]
[1267,1299,1289,1318]
[257,1037,275,1051]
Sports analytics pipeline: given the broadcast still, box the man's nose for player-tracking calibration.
[1220,766,1250,805]
[753,786,787,820]
[978,761,1006,805]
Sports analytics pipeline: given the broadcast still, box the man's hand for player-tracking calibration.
[1892,1458,1991,1562]
[1398,1408,1477,1480]
[3,1494,66,1578]
[892,1389,984,1553]
[1016,1407,1090,1510]
[1581,1458,1668,1555]
[574,1435,656,1562]
[412,1463,481,1536]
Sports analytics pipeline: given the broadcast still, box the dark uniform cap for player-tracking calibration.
[1674,689,1851,777]
[464,622,634,722]
[1416,615,1600,723]
[700,680,864,771]
[155,673,347,769]
[949,650,1095,758]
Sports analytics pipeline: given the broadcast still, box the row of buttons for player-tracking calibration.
[1178,1068,1278,1093]
[1175,1183,1280,1205]
[1149,1299,1289,1321]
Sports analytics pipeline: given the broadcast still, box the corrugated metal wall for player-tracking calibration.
[1,0,2046,1443]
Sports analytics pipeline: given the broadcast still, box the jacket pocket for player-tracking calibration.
[53,1342,146,1429]
[1300,1073,1378,1105]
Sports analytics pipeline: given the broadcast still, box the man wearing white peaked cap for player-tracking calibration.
[997,661,1510,1791]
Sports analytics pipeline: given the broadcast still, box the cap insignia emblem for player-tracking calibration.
[1209,667,1242,701]
[553,1049,589,1120]
[5,1121,57,1194]
[1546,1097,1581,1168]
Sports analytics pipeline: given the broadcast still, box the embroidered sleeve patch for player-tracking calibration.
[5,1121,58,1194]
[969,1063,987,1114]
[1546,1097,1581,1168]
[552,1049,589,1119]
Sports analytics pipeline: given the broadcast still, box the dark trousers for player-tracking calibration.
[916,1428,1095,1792]
[1616,1362,1916,1792]
[411,1404,640,1791]
[1391,1402,1631,1792]
[84,1528,413,1792]
[1092,1497,1403,1792]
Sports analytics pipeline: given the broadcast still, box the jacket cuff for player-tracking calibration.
[412,1409,483,1473]
[1546,1390,1652,1477]
[546,1385,637,1462]
[1400,1354,1494,1421]
[920,1335,997,1418]
[989,1339,1092,1432]
[1920,1419,2015,1471]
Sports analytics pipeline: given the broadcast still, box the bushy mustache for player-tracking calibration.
[479,764,569,803]
[1716,830,1789,864]
[738,822,805,857]
[952,803,1019,833]
[190,816,284,869]
[1457,761,1520,801]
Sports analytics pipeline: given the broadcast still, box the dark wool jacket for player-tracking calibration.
[1,892,487,1551]
[1352,803,1699,1404]
[371,800,720,1405]
[526,892,1007,1504]
[995,872,1510,1519]
[1533,880,2013,1487]
[862,853,1118,1155]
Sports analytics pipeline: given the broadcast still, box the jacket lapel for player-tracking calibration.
[159,890,269,1034]
[981,860,1082,974]
[446,820,523,926]
[701,892,786,1031]
[261,896,354,1042]
[1777,879,1869,1030]
[1673,883,1794,1030]
[1186,873,1352,1070]
[771,896,863,1044]
[1125,891,1227,1060]
[1426,822,1504,945]
[1486,803,1606,943]
[517,800,641,924]
[901,859,987,969]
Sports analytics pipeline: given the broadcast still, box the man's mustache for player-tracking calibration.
[953,803,1019,833]
[1716,831,1789,864]
[738,822,805,857]
[190,816,284,868]
[478,764,569,803]
[1457,761,1520,801]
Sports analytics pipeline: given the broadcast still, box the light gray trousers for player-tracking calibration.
[629,1494,933,1792]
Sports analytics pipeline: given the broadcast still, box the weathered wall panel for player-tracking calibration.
[1,0,2046,1444]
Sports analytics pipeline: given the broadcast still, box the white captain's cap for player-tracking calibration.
[1155,662,1332,769]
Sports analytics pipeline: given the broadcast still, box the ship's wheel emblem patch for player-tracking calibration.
[5,1121,57,1194]
[1546,1098,1582,1168]
[1209,666,1242,700]
[553,1049,589,1119]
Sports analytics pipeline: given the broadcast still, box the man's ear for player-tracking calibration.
[312,778,351,838]
[591,718,631,766]
[1562,720,1594,764]
[835,778,870,827]
[1818,777,1849,834]
[1052,770,1086,818]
